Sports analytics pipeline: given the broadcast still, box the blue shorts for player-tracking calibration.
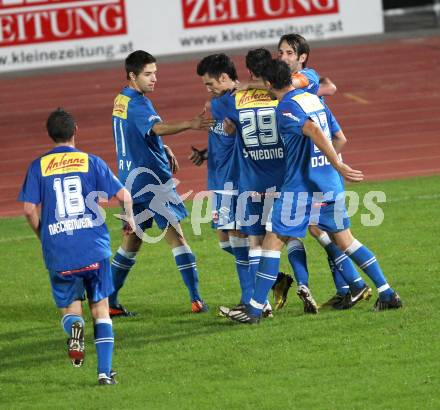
[267,192,350,238]
[211,192,237,230]
[49,258,113,308]
[132,189,188,231]
[236,192,275,236]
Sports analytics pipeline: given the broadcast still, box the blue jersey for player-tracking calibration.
[112,87,172,203]
[18,146,123,271]
[299,68,320,95]
[276,89,343,201]
[217,90,285,194]
[208,95,238,192]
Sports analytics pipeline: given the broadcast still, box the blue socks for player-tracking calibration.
[172,245,201,302]
[94,318,114,377]
[317,232,366,294]
[61,314,84,336]
[287,239,309,287]
[327,256,350,295]
[230,236,251,304]
[247,249,262,304]
[109,247,136,306]
[249,250,280,317]
[345,240,394,300]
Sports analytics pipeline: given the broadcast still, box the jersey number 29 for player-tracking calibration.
[239,108,278,147]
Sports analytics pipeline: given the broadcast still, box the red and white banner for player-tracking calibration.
[182,0,339,28]
[0,0,383,72]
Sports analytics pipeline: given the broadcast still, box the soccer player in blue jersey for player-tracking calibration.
[278,33,373,308]
[110,50,214,317]
[277,33,337,98]
[18,108,135,384]
[194,54,255,313]
[228,60,402,324]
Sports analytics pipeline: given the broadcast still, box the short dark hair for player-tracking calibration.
[46,108,76,143]
[196,53,238,81]
[261,59,292,90]
[125,50,156,79]
[246,48,272,78]
[278,34,310,67]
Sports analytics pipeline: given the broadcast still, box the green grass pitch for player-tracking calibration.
[0,176,439,409]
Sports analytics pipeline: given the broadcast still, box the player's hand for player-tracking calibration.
[336,162,364,182]
[189,146,208,166]
[223,118,236,136]
[164,144,180,174]
[231,81,249,95]
[190,108,215,130]
[114,213,137,235]
[122,215,136,235]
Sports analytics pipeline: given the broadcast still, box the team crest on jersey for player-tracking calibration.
[235,89,278,109]
[112,94,131,119]
[41,152,89,176]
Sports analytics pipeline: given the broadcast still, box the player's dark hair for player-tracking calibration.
[278,33,310,67]
[261,59,292,90]
[46,108,76,143]
[196,53,238,81]
[246,48,272,78]
[125,50,156,79]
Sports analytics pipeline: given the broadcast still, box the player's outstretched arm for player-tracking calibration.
[114,188,136,235]
[152,110,215,136]
[318,77,337,97]
[23,202,40,239]
[302,120,363,182]
[231,79,265,95]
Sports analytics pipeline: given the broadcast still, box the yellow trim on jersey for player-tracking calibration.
[41,152,89,177]
[235,89,278,109]
[292,92,324,114]
[112,94,131,119]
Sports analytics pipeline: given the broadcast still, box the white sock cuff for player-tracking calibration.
[219,241,231,249]
[172,245,192,257]
[61,314,82,327]
[261,250,281,259]
[316,232,332,247]
[344,239,362,255]
[377,284,390,293]
[95,318,113,325]
[287,239,305,252]
[249,249,263,258]
[117,247,137,260]
[249,298,265,310]
[229,236,249,248]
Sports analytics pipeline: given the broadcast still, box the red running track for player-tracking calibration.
[1,33,440,217]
